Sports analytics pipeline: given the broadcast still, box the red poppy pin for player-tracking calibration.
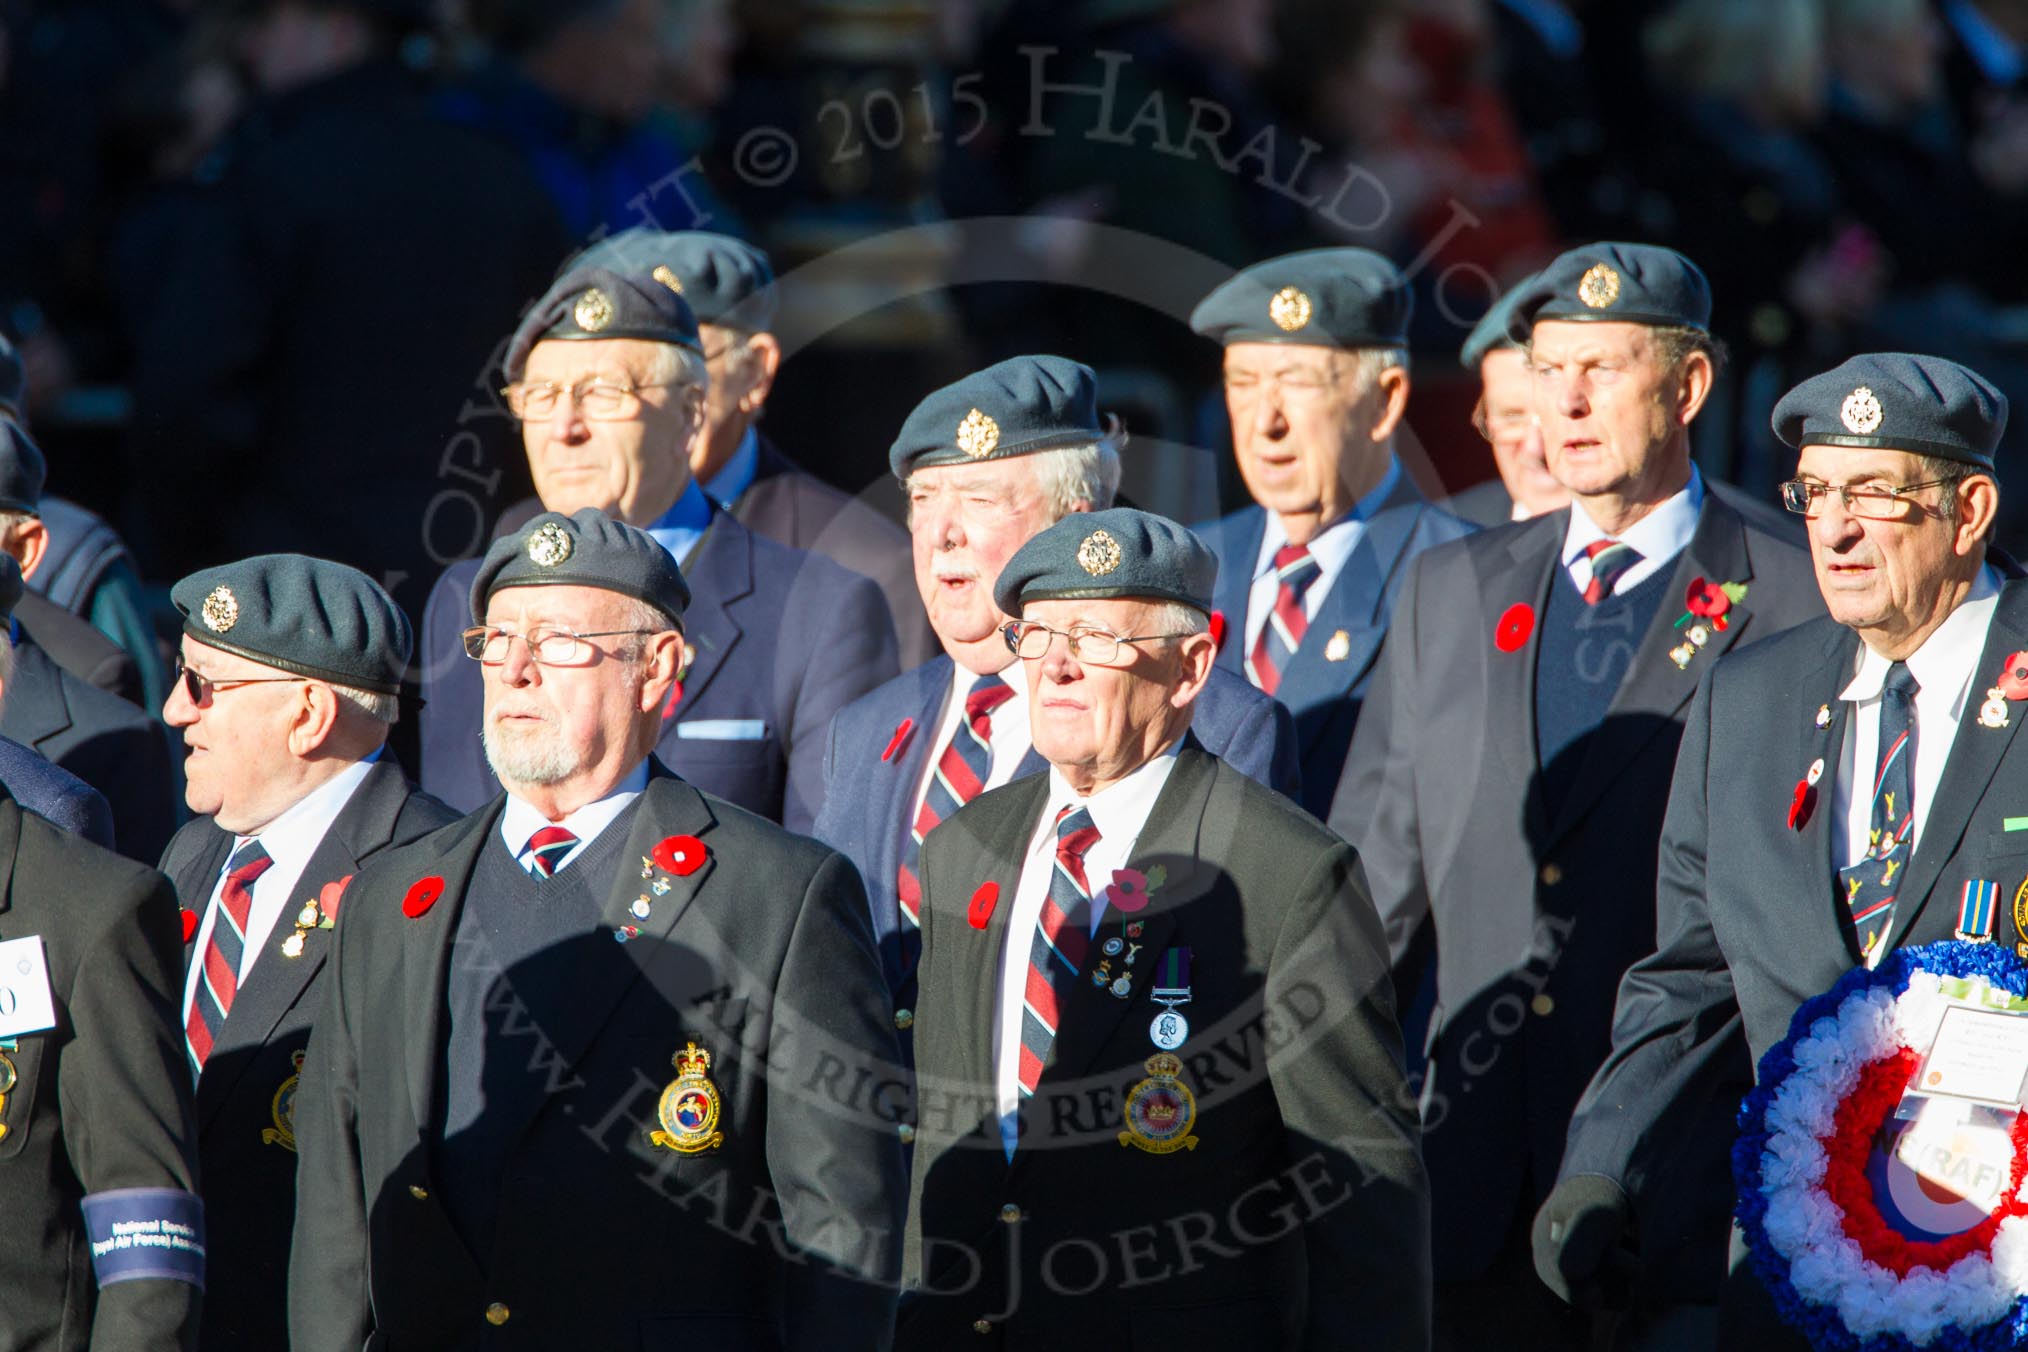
[180,908,198,944]
[402,876,445,919]
[1495,603,1535,653]
[1976,652,2028,729]
[651,835,707,876]
[1669,578,1749,669]
[968,881,1000,930]
[1208,610,1227,652]
[881,718,915,763]
[1103,864,1168,914]
[1789,757,1825,831]
[316,875,354,928]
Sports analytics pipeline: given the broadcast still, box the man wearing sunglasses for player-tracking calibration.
[157,554,455,1352]
[419,261,898,834]
[1540,353,2022,1348]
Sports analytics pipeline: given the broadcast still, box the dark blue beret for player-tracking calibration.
[889,355,1102,478]
[504,264,702,380]
[173,554,412,695]
[0,332,19,418]
[1772,353,2007,470]
[994,508,1217,615]
[1507,242,1710,341]
[1190,248,1410,349]
[1460,274,1535,369]
[567,229,777,333]
[471,508,692,624]
[0,421,44,515]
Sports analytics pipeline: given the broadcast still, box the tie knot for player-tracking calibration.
[526,825,579,879]
[1054,805,1100,858]
[966,674,1014,723]
[1884,661,1920,701]
[1272,544,1317,577]
[1583,538,1624,561]
[227,840,272,885]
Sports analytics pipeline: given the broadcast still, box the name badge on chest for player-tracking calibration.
[0,936,57,1040]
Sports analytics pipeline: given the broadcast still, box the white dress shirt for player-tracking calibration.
[1559,464,1705,596]
[1834,567,2003,962]
[498,758,651,876]
[182,754,378,1015]
[1243,456,1403,658]
[993,741,1181,1155]
[909,660,1032,828]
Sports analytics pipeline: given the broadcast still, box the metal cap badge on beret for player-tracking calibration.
[1460,273,1536,370]
[0,421,45,515]
[993,508,1217,616]
[566,229,778,333]
[889,355,1103,479]
[1190,248,1411,350]
[172,555,412,695]
[1771,353,2008,470]
[1507,242,1711,342]
[471,508,692,623]
[503,264,702,380]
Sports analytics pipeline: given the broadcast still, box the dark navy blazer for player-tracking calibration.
[419,506,899,833]
[0,732,112,846]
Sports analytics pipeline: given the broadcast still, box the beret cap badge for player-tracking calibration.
[200,585,240,633]
[1076,529,1123,577]
[1577,263,1621,310]
[955,408,1001,459]
[1268,286,1312,333]
[573,287,614,332]
[651,265,683,296]
[1841,386,1884,435]
[527,522,574,567]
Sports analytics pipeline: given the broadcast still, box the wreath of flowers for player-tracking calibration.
[1734,941,2028,1350]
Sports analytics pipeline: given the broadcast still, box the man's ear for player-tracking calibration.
[743,332,782,412]
[7,517,46,581]
[1369,367,1411,442]
[288,682,343,757]
[1168,631,1217,710]
[1957,475,2001,556]
[636,630,685,715]
[1673,351,1715,427]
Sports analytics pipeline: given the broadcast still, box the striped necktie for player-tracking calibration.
[1016,806,1101,1097]
[895,674,1014,966]
[1839,661,1919,963]
[185,839,274,1075]
[525,825,579,879]
[1580,538,1642,605]
[1246,543,1322,695]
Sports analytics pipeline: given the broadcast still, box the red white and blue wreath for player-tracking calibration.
[1735,940,2028,1350]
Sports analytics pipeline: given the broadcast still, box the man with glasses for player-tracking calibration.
[1334,243,1823,1348]
[291,509,904,1350]
[1539,354,2021,1348]
[157,554,454,1352]
[812,356,1296,1054]
[419,262,898,833]
[1444,275,1572,528]
[899,508,1428,1350]
[1189,247,1475,819]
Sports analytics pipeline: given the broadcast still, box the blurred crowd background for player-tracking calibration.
[6,0,2028,635]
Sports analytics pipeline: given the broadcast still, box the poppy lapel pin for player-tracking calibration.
[968,881,1000,930]
[402,876,445,919]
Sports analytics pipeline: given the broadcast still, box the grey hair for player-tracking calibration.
[1034,419,1127,520]
[1911,453,2002,527]
[331,684,398,724]
[635,342,711,397]
[1146,600,1210,640]
[614,596,683,660]
[1346,347,1408,389]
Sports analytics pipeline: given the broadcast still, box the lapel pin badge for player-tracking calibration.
[1495,603,1535,654]
[1324,629,1351,662]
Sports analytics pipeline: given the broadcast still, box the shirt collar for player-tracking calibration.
[235,753,379,879]
[1255,456,1402,581]
[499,758,652,859]
[1035,739,1183,856]
[702,427,760,508]
[1561,463,1705,570]
[642,478,714,566]
[1839,565,2005,708]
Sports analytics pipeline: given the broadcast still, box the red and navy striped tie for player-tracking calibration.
[1017,806,1100,1097]
[1245,544,1321,695]
[185,839,273,1076]
[526,825,579,879]
[1579,538,1642,605]
[895,674,1013,964]
[1839,661,1919,961]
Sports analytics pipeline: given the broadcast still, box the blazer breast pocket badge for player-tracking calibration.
[651,1042,726,1154]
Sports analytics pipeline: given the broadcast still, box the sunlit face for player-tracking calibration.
[908,458,1059,668]
[1477,348,1566,516]
[1528,320,1692,503]
[1795,445,1971,642]
[162,637,308,833]
[1021,597,1203,787]
[1223,343,1394,539]
[520,337,703,526]
[691,323,770,482]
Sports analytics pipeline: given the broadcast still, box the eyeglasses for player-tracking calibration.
[175,656,303,707]
[1001,620,1196,666]
[461,625,659,667]
[498,378,681,421]
[1779,477,1961,520]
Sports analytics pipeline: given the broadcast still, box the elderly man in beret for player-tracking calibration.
[1540,354,2028,1348]
[900,507,1429,1351]
[559,228,936,665]
[293,509,905,1349]
[156,553,456,1352]
[420,262,899,833]
[1190,247,1475,818]
[1445,275,1571,529]
[813,355,1298,1050]
[1334,242,1825,1348]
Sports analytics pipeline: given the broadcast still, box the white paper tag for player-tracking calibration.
[1915,1003,2028,1107]
[0,935,56,1039]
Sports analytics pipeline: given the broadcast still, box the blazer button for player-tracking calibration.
[894,1008,914,1031]
[408,1185,429,1201]
[484,1303,510,1326]
[897,1123,916,1146]
[973,1319,993,1334]
[1531,994,1555,1017]
[1539,862,1563,886]
[999,1203,1022,1223]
